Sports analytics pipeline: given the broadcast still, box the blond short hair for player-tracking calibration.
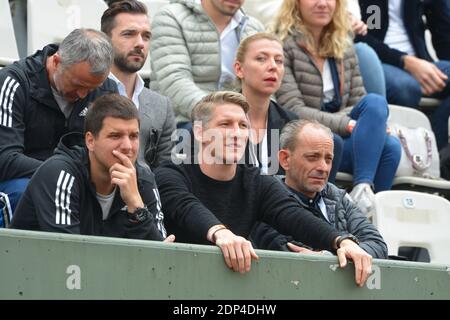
[191,91,249,126]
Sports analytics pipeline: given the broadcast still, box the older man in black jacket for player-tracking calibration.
[251,120,388,259]
[0,28,118,219]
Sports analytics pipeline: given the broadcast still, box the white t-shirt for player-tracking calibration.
[384,0,416,56]
[322,59,335,103]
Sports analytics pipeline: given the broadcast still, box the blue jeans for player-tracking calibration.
[354,43,386,97]
[339,94,402,192]
[383,60,450,149]
[0,178,30,220]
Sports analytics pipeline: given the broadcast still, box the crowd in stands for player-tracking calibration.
[2,0,450,286]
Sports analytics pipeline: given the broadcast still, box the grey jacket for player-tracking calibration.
[149,0,264,123]
[138,87,176,170]
[251,182,388,259]
[276,32,366,137]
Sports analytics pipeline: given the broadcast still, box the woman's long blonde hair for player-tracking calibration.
[269,0,352,59]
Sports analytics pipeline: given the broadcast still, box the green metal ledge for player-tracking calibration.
[0,229,449,299]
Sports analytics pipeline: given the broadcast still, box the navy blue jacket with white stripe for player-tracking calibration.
[0,44,117,182]
[11,132,166,241]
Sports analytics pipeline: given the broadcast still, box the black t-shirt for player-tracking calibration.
[155,162,340,249]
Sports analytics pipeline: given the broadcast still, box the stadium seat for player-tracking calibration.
[388,105,450,197]
[27,0,107,55]
[373,190,450,265]
[334,105,450,199]
[0,0,20,66]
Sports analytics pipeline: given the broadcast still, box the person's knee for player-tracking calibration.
[359,94,389,120]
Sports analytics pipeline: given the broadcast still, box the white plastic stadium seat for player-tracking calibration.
[335,105,450,198]
[388,104,450,197]
[373,190,450,265]
[0,0,20,66]
[140,0,170,79]
[27,0,108,55]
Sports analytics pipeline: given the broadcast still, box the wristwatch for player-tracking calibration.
[128,207,149,223]
[336,234,360,249]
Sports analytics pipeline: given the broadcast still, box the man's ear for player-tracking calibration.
[52,52,61,68]
[85,132,95,152]
[193,121,204,143]
[278,149,291,171]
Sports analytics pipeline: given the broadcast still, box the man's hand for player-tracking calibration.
[163,234,176,243]
[403,55,448,96]
[337,239,372,287]
[110,149,144,212]
[214,229,259,274]
[287,242,323,255]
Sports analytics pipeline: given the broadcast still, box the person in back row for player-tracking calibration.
[101,0,176,169]
[149,0,264,129]
[155,91,372,287]
[235,32,343,180]
[0,28,117,219]
[274,0,401,216]
[11,94,173,242]
[251,119,388,259]
[358,0,450,150]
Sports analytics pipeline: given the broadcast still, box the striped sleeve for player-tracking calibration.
[152,187,167,238]
[0,71,43,181]
[31,164,81,234]
[54,170,76,226]
[0,76,20,128]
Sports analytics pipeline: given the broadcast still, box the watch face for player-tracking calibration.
[130,208,148,223]
[136,209,148,222]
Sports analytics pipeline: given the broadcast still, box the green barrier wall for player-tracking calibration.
[1,229,449,300]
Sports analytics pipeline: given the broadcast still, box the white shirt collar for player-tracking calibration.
[108,72,144,109]
[220,8,244,40]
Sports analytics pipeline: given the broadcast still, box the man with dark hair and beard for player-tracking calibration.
[101,0,176,170]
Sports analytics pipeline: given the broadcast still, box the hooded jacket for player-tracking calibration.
[0,44,117,181]
[11,132,166,241]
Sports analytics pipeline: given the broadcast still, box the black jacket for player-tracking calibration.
[358,0,450,68]
[11,133,166,241]
[244,100,298,176]
[251,182,388,259]
[0,44,117,181]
